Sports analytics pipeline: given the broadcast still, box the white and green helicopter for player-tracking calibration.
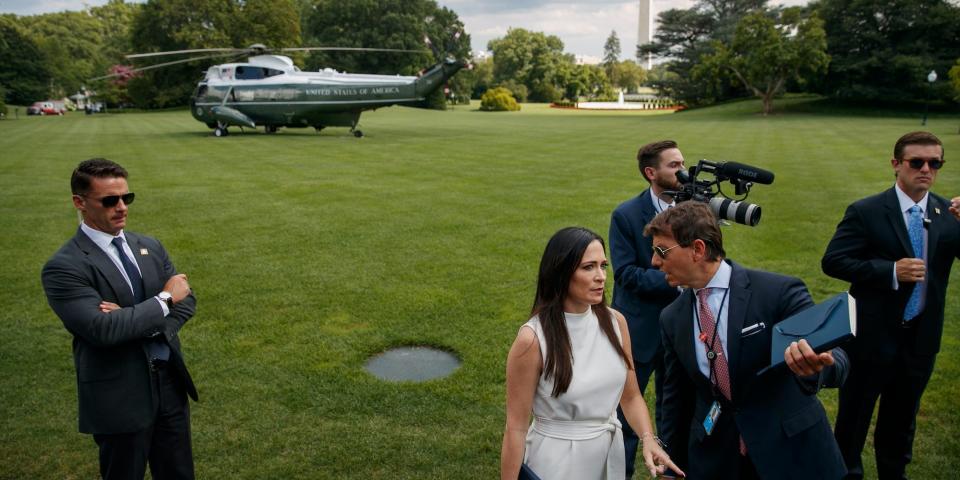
[99,43,467,137]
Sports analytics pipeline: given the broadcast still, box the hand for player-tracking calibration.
[895,258,926,283]
[785,339,834,377]
[642,436,685,478]
[950,196,960,220]
[163,273,191,303]
[99,301,120,313]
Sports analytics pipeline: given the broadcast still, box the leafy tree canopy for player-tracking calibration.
[304,0,469,76]
[694,8,829,115]
[0,14,52,105]
[813,0,960,103]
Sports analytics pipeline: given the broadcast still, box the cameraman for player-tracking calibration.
[609,140,686,477]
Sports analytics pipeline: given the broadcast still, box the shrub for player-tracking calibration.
[480,87,520,111]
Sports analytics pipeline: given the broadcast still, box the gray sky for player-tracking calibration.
[0,0,808,62]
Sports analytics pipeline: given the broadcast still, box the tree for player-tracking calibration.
[609,60,646,93]
[603,30,621,66]
[304,0,468,109]
[487,28,575,102]
[694,9,829,115]
[814,0,960,103]
[0,15,52,105]
[951,59,960,101]
[229,0,301,55]
[447,56,493,100]
[20,10,108,98]
[305,0,468,75]
[129,0,235,108]
[638,0,768,106]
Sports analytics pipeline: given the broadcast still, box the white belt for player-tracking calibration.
[531,415,625,479]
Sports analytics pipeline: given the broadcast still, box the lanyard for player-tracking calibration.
[693,288,729,392]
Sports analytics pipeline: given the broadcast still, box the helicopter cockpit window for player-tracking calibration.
[263,68,283,78]
[235,66,259,80]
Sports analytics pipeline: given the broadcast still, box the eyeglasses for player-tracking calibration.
[902,158,944,170]
[653,243,682,259]
[82,192,135,208]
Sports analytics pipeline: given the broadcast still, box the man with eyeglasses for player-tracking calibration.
[822,131,960,480]
[609,140,686,477]
[41,158,198,480]
[647,201,848,480]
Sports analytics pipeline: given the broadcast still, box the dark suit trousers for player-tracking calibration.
[834,321,935,480]
[618,345,665,479]
[94,364,194,480]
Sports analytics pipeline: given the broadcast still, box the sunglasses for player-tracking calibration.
[653,243,682,259]
[82,192,135,208]
[902,159,944,170]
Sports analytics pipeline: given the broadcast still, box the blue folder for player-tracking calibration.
[761,292,857,374]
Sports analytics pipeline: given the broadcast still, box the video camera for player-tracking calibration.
[665,160,774,226]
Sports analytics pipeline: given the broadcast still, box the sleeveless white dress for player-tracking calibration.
[522,308,628,480]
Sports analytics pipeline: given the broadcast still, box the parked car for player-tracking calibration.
[29,101,66,115]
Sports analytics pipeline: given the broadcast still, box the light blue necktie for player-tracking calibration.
[903,205,924,321]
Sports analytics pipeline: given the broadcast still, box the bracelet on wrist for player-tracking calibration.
[640,433,667,449]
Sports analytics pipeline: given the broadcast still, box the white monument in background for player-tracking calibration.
[638,0,653,69]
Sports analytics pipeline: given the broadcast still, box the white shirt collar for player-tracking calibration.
[894,183,929,214]
[80,222,126,252]
[648,189,675,214]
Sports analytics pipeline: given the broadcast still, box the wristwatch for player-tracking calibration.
[157,291,174,309]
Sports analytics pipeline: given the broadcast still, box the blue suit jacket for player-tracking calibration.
[610,189,679,364]
[659,261,847,480]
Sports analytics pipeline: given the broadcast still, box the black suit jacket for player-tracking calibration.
[42,227,197,434]
[659,261,847,480]
[822,188,960,361]
[610,189,680,364]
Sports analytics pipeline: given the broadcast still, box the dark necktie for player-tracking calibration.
[111,237,144,302]
[111,237,169,361]
[903,205,924,321]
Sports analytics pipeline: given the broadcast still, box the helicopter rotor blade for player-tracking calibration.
[279,47,428,54]
[88,52,231,81]
[126,48,244,59]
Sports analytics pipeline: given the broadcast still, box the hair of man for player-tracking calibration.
[71,158,128,195]
[644,202,726,261]
[637,140,679,182]
[894,131,944,161]
[532,226,631,397]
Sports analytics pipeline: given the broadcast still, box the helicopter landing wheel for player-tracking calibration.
[314,126,325,133]
[353,130,364,138]
[214,127,228,137]
[265,125,278,134]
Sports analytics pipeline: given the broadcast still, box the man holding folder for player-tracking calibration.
[822,131,960,479]
[649,202,848,480]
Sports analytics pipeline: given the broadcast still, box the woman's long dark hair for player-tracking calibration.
[532,227,631,397]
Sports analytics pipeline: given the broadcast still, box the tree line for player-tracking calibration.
[3,0,958,114]
[642,0,960,112]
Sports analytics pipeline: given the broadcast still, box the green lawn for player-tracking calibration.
[1,98,958,479]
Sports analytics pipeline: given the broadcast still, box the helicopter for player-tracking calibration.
[96,43,467,137]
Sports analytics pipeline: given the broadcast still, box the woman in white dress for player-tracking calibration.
[501,227,682,480]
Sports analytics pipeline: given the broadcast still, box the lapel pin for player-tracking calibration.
[934,207,941,215]
[140,248,149,255]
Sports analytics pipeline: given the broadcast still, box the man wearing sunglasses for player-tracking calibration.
[609,140,687,477]
[41,158,198,480]
[648,201,848,480]
[822,131,960,480]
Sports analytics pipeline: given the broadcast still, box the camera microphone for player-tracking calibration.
[716,162,775,185]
